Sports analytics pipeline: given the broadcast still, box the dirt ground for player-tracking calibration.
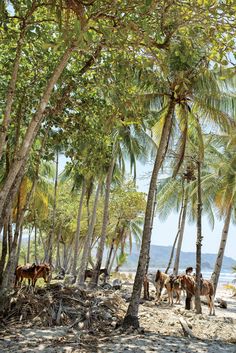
[0,281,236,353]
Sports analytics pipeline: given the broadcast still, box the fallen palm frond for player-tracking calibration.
[224,284,236,297]
[1,284,127,331]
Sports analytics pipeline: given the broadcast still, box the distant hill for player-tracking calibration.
[121,244,236,271]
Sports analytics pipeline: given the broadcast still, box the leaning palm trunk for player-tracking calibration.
[90,158,115,287]
[173,185,188,275]
[72,180,86,277]
[16,226,23,266]
[108,244,118,273]
[211,203,232,295]
[0,45,75,221]
[195,160,202,314]
[123,99,175,328]
[77,182,101,286]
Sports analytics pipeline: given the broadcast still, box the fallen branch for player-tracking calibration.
[179,317,195,338]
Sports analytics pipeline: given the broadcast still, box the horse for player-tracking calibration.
[15,263,51,287]
[179,275,215,315]
[32,263,51,286]
[84,268,109,281]
[155,270,182,305]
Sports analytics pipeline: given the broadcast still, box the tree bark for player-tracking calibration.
[0,221,8,286]
[16,226,23,266]
[77,182,101,285]
[106,238,115,272]
[211,203,232,295]
[173,185,188,275]
[195,160,202,314]
[47,149,59,264]
[27,226,31,264]
[90,157,115,287]
[108,244,118,273]
[0,45,75,220]
[123,98,175,328]
[72,180,86,277]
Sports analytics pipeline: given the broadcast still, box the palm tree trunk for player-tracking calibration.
[123,98,175,329]
[0,221,8,286]
[0,45,75,221]
[7,214,13,256]
[27,226,31,264]
[90,157,115,287]
[211,203,232,295]
[34,216,38,265]
[77,182,101,285]
[56,228,62,270]
[16,226,23,266]
[108,244,118,273]
[106,238,115,271]
[47,150,59,264]
[195,160,202,314]
[72,180,86,276]
[173,185,188,275]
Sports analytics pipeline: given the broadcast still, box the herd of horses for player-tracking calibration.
[14,263,215,315]
[154,270,215,315]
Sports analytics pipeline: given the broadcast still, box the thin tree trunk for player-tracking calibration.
[108,244,118,273]
[0,45,75,220]
[106,238,115,272]
[123,98,175,329]
[77,182,101,285]
[27,226,31,264]
[145,187,157,276]
[173,185,188,275]
[0,26,25,160]
[72,180,86,276]
[16,226,23,266]
[195,160,202,314]
[0,221,8,286]
[47,150,59,264]
[165,182,185,274]
[7,214,13,256]
[56,228,62,269]
[34,215,38,264]
[211,203,232,295]
[90,158,115,287]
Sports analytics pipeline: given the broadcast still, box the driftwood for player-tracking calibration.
[201,297,227,309]
[179,317,195,338]
[216,298,227,309]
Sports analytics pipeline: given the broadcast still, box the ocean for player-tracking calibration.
[148,268,236,284]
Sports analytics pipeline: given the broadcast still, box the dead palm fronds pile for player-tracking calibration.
[1,283,127,331]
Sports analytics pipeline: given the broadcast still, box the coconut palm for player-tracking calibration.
[123,42,236,327]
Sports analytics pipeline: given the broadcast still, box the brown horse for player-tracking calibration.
[15,263,51,287]
[155,270,182,305]
[84,268,109,281]
[180,275,215,315]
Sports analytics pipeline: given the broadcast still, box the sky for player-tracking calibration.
[135,160,236,260]
[59,155,236,260]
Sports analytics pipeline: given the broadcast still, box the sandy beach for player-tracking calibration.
[0,277,236,353]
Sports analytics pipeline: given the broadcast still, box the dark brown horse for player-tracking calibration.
[15,263,51,287]
[84,268,109,281]
[179,275,215,315]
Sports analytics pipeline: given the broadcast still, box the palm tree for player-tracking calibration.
[205,135,236,294]
[123,45,236,327]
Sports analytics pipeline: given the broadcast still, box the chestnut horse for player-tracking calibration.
[180,275,215,315]
[15,263,51,287]
[155,270,182,305]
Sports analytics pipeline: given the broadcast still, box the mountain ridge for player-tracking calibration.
[121,244,236,271]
